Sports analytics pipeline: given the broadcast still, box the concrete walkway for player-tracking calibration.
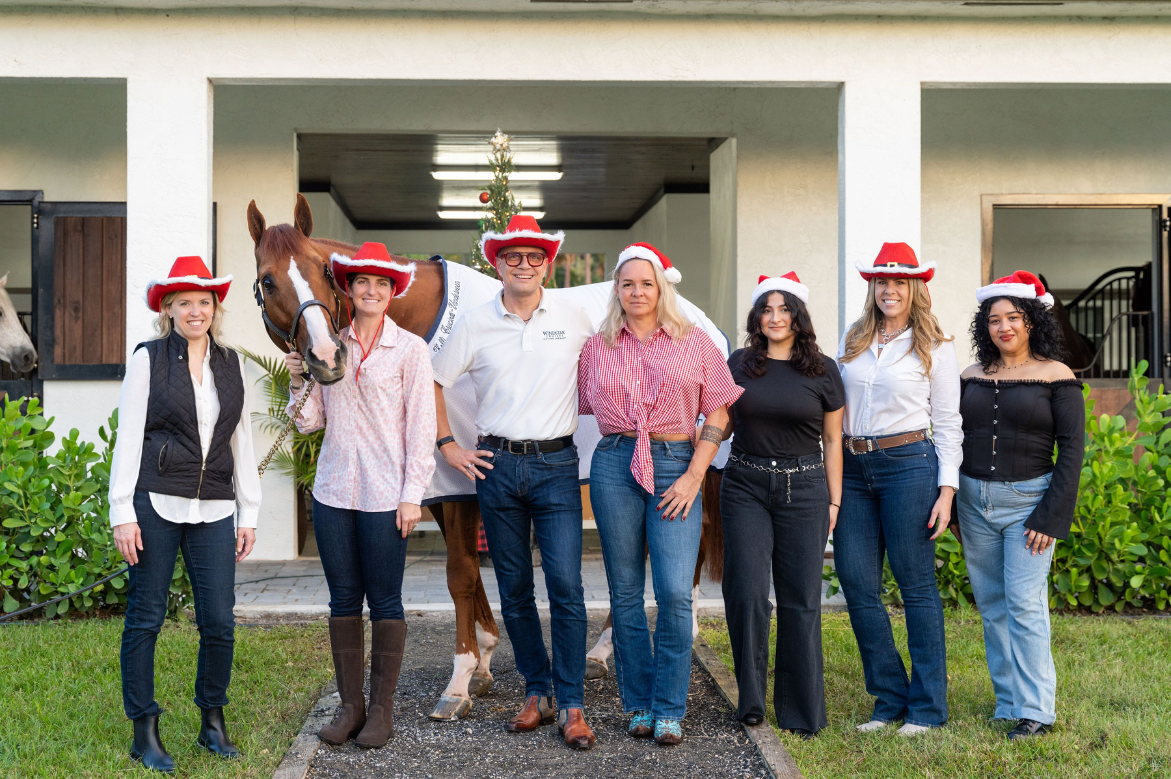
[234,541,846,618]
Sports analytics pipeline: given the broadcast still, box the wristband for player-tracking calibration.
[436,436,456,450]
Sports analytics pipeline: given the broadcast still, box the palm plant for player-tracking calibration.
[239,348,322,491]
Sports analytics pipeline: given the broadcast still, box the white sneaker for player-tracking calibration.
[855,719,888,733]
[897,723,931,737]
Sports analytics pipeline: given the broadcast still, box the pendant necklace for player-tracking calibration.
[878,323,909,348]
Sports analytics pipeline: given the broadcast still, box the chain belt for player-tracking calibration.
[727,453,823,504]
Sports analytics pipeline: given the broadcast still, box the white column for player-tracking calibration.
[709,138,738,340]
[837,78,921,333]
[126,75,213,351]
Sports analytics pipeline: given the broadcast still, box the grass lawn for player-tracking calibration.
[701,610,1171,779]
[0,618,331,779]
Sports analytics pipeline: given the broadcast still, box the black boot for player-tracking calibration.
[130,714,176,773]
[197,706,242,759]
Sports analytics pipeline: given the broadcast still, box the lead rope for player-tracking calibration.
[257,376,317,478]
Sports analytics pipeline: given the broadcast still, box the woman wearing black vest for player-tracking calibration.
[108,256,261,773]
[720,274,844,738]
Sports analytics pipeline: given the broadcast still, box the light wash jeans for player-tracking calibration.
[957,472,1057,724]
[590,434,702,722]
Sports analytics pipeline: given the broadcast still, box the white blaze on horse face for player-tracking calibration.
[442,651,478,699]
[286,259,337,368]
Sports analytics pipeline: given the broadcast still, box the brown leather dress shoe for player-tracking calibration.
[558,709,596,750]
[504,696,555,732]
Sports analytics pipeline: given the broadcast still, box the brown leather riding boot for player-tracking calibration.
[558,708,596,750]
[318,616,367,745]
[355,620,406,749]
[504,695,555,732]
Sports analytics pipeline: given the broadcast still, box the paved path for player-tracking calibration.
[305,611,770,779]
[234,552,846,616]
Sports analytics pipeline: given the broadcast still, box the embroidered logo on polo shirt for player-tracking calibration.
[542,330,567,341]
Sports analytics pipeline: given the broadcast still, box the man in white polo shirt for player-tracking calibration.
[432,215,596,750]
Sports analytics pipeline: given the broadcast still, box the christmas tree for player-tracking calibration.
[470,129,523,275]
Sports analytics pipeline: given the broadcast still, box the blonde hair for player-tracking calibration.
[154,290,226,340]
[840,277,951,376]
[599,258,692,347]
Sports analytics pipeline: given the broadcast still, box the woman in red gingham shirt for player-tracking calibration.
[578,242,742,746]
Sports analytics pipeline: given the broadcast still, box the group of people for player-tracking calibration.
[107,214,1084,773]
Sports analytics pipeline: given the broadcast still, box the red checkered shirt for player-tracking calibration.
[578,325,743,494]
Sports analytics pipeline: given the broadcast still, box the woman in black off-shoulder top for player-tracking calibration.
[958,271,1085,743]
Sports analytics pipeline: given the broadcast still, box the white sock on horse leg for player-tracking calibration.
[692,585,701,639]
[442,651,478,698]
[474,621,499,674]
[586,626,613,665]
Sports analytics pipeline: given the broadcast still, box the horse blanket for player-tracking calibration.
[422,259,732,504]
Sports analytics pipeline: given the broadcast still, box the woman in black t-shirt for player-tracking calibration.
[720,273,844,738]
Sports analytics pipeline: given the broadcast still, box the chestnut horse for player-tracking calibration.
[248,195,724,720]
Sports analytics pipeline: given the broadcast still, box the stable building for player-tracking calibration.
[2,0,1170,558]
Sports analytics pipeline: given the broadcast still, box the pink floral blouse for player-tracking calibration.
[287,317,437,512]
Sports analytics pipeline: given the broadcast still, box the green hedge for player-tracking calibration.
[826,363,1171,613]
[0,400,191,619]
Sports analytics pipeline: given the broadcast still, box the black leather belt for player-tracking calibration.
[479,434,574,455]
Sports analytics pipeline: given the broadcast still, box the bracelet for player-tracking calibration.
[436,435,456,450]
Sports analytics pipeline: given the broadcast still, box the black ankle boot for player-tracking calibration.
[197,706,242,759]
[131,715,176,773]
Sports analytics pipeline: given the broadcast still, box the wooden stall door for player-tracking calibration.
[53,216,126,365]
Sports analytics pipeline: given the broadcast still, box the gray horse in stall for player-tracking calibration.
[0,272,37,378]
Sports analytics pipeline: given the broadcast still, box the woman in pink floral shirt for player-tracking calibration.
[286,242,436,749]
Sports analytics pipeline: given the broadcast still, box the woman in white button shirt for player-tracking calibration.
[835,243,961,737]
[108,256,261,773]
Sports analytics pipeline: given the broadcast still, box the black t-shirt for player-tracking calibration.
[727,349,845,458]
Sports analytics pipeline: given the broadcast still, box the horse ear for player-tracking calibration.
[294,193,313,238]
[247,200,266,246]
[0,272,7,288]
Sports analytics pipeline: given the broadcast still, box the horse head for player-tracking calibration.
[248,194,348,385]
[0,273,37,374]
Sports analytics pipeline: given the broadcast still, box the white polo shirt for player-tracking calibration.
[432,290,594,441]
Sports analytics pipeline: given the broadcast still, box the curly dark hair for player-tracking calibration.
[742,289,826,379]
[970,295,1066,372]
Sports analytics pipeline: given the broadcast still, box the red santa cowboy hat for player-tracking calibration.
[145,256,233,313]
[856,242,936,283]
[976,270,1054,308]
[329,242,416,298]
[479,214,565,270]
[751,272,809,306]
[615,242,682,284]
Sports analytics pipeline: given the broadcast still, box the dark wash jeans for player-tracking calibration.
[312,499,408,621]
[590,434,702,722]
[475,441,587,709]
[835,438,949,727]
[121,490,236,720]
[720,452,831,732]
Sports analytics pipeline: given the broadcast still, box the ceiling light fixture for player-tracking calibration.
[437,210,546,220]
[431,170,564,182]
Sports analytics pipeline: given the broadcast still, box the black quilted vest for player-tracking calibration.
[134,331,245,501]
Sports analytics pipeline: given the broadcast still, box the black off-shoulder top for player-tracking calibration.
[959,377,1085,540]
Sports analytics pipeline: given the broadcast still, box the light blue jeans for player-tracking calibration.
[957,472,1057,724]
[590,434,702,722]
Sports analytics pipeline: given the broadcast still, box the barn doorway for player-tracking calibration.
[982,195,1171,384]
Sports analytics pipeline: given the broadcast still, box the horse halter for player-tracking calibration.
[253,263,342,357]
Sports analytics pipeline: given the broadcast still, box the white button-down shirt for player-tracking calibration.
[432,290,594,441]
[836,330,963,488]
[109,346,262,527]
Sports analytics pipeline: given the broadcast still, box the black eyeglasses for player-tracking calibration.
[500,252,548,267]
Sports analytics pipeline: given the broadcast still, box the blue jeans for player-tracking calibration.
[476,442,587,709]
[957,472,1057,724]
[312,499,409,621]
[835,439,949,727]
[590,434,702,722]
[121,490,237,720]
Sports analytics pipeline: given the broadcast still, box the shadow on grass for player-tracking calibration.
[700,610,1171,779]
[0,618,331,778]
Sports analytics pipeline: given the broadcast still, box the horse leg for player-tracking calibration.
[469,537,500,696]
[692,470,725,639]
[585,612,613,680]
[692,542,706,640]
[428,502,479,721]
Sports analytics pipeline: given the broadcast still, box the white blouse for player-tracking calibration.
[108,345,262,528]
[836,329,963,489]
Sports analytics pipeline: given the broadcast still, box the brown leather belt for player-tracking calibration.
[844,429,927,455]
